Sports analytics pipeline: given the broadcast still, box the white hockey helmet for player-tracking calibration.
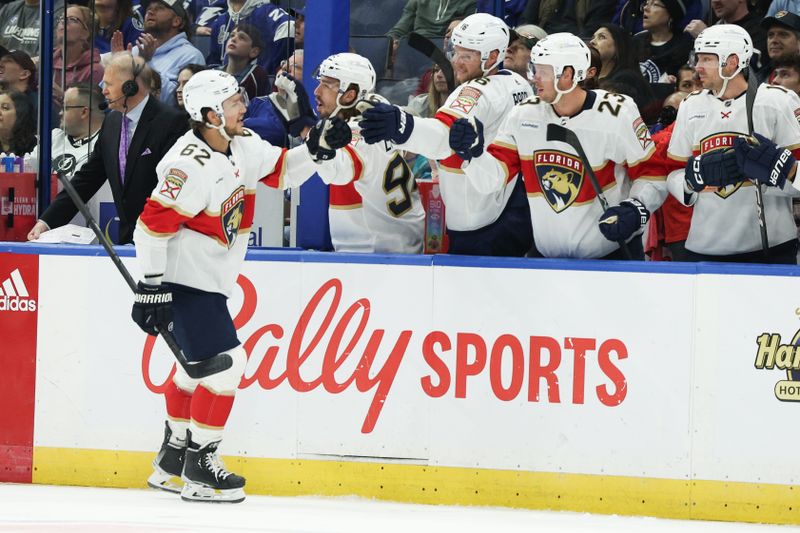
[449,13,510,74]
[694,24,752,95]
[315,52,376,100]
[529,32,591,103]
[694,24,753,70]
[183,70,241,123]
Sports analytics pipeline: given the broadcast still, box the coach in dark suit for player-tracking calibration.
[28,52,187,244]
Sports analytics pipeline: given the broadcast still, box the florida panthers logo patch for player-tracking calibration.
[534,150,584,213]
[700,133,742,199]
[220,186,245,248]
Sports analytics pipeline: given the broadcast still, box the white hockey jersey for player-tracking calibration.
[667,85,800,255]
[466,89,665,259]
[134,128,318,296]
[396,69,534,231]
[315,107,425,254]
[45,128,113,226]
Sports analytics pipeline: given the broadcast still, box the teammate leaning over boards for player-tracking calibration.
[311,53,425,253]
[447,33,665,260]
[358,13,535,257]
[130,70,350,503]
[666,24,800,264]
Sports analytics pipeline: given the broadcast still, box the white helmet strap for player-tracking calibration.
[714,54,743,98]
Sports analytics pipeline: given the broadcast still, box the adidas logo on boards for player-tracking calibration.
[0,268,37,312]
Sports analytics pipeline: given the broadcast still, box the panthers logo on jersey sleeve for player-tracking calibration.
[534,150,585,213]
[221,186,245,248]
[700,133,743,199]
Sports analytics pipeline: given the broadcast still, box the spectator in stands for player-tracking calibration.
[762,11,800,64]
[770,54,800,94]
[220,23,270,100]
[635,0,694,83]
[289,4,304,49]
[388,0,477,60]
[520,0,616,39]
[767,0,800,17]
[175,63,206,109]
[206,0,293,74]
[139,0,205,105]
[612,0,703,36]
[244,71,314,146]
[407,63,451,118]
[0,90,36,155]
[581,46,603,90]
[591,23,653,109]
[47,84,112,226]
[676,63,700,92]
[0,50,37,111]
[0,0,63,57]
[278,49,303,83]
[53,5,105,109]
[683,0,766,72]
[503,25,546,78]
[149,67,162,99]
[92,0,142,54]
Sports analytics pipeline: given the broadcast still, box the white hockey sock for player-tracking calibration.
[188,422,224,447]
[167,419,188,447]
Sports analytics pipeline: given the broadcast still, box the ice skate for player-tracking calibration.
[180,434,245,504]
[147,421,186,494]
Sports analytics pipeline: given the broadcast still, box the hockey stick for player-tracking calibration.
[408,32,456,93]
[745,70,769,258]
[53,173,233,379]
[547,123,633,260]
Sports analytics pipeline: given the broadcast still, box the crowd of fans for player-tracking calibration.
[2,0,800,263]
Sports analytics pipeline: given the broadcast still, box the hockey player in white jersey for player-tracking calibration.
[311,53,425,253]
[131,70,350,503]
[358,13,534,256]
[666,24,800,263]
[448,32,665,259]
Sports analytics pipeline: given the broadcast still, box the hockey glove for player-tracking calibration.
[358,102,414,145]
[306,117,351,162]
[598,198,650,242]
[270,73,316,137]
[733,133,797,189]
[684,150,744,192]
[131,282,173,337]
[449,117,484,162]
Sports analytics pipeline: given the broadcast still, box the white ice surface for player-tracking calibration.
[0,484,798,533]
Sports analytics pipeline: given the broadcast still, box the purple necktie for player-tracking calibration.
[119,114,131,183]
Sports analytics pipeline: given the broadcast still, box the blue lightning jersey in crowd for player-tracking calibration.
[207,0,294,73]
[244,96,289,147]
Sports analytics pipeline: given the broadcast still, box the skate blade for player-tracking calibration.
[147,470,183,494]
[180,482,245,504]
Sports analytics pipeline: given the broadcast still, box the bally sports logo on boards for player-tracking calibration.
[753,317,800,401]
[0,268,36,312]
[141,276,630,434]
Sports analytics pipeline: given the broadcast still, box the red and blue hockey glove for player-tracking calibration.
[131,282,172,336]
[598,198,650,242]
[449,117,484,162]
[733,133,797,189]
[358,102,414,145]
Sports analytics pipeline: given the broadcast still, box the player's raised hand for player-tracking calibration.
[131,282,173,337]
[358,102,414,145]
[684,150,744,192]
[733,133,797,189]
[598,198,650,242]
[449,117,484,162]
